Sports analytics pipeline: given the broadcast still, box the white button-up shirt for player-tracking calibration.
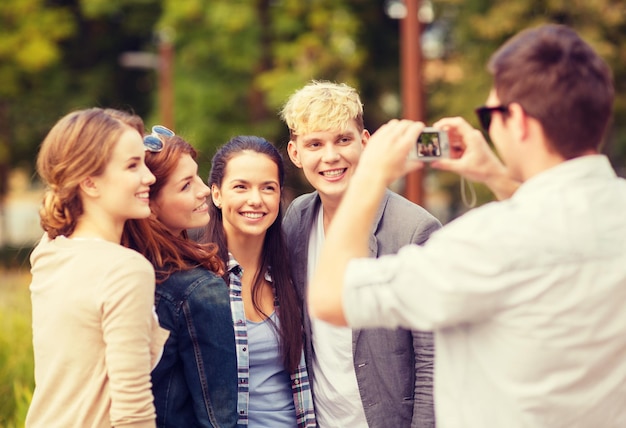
[344,155,626,428]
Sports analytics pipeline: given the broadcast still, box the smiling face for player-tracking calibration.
[287,119,368,205]
[151,153,211,236]
[90,128,155,225]
[211,151,280,242]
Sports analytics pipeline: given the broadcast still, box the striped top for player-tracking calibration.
[227,254,316,428]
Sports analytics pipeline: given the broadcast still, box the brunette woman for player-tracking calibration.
[203,136,315,427]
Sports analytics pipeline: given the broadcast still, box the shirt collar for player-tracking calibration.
[512,155,616,201]
[227,252,273,282]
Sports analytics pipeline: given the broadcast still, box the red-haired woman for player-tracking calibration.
[122,127,237,428]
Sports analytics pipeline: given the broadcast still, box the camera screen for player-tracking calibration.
[417,132,442,157]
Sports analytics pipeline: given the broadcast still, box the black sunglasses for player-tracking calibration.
[475,105,509,132]
[143,125,175,152]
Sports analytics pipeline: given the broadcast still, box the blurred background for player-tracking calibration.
[1,0,625,425]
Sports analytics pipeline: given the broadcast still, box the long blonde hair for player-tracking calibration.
[36,108,145,239]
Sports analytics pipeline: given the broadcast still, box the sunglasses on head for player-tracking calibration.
[474,105,509,132]
[143,125,175,152]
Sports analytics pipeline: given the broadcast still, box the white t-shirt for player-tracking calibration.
[308,207,368,427]
[344,156,626,428]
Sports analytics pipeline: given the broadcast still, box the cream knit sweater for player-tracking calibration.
[27,234,169,428]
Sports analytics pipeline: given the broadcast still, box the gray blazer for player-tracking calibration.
[283,190,441,428]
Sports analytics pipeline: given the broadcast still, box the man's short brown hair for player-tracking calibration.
[489,24,614,159]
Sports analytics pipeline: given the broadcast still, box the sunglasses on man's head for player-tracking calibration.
[143,125,175,152]
[474,105,509,132]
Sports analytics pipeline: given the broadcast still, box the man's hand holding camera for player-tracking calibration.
[430,116,521,200]
[361,117,521,201]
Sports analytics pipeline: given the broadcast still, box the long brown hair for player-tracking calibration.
[203,135,303,373]
[37,108,144,239]
[122,135,224,283]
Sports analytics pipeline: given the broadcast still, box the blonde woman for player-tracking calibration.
[27,108,169,428]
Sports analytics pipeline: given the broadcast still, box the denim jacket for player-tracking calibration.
[152,267,238,428]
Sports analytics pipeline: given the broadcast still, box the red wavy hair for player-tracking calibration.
[122,135,224,283]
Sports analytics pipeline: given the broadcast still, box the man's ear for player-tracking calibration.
[79,177,99,198]
[508,103,530,143]
[361,129,370,148]
[211,184,222,209]
[287,140,302,168]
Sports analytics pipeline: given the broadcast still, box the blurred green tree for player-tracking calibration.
[1,0,625,216]
[0,0,161,179]
[153,0,377,196]
[424,0,626,216]
[0,0,74,208]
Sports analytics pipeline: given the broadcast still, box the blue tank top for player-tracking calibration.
[247,311,296,427]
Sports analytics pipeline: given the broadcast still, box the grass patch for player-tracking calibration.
[0,269,34,428]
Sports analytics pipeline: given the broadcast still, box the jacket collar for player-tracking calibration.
[297,190,391,257]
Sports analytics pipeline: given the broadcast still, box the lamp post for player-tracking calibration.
[384,0,429,206]
[119,30,175,129]
[400,0,424,205]
[158,32,174,130]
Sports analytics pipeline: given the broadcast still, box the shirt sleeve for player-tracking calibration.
[100,252,161,428]
[343,213,522,332]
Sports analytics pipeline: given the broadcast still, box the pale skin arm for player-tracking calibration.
[308,119,425,325]
[431,117,521,200]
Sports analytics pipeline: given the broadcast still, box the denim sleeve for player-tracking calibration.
[181,275,238,428]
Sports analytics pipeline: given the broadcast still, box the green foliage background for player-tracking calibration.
[0,272,33,427]
[1,0,623,201]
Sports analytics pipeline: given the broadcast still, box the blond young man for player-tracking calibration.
[280,81,441,427]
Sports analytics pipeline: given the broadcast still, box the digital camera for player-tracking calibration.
[409,127,450,161]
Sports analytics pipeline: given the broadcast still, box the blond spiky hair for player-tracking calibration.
[280,80,364,139]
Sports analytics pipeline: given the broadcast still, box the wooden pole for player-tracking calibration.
[400,0,424,205]
[158,36,174,129]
